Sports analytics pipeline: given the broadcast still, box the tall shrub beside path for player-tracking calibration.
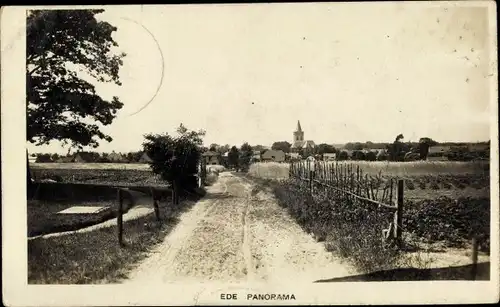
[142,124,205,196]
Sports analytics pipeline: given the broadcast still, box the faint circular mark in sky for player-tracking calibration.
[117,17,165,117]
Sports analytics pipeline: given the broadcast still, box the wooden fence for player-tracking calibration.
[289,160,405,247]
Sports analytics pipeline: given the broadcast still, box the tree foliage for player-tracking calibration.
[35,153,52,162]
[364,151,377,161]
[351,150,365,161]
[337,151,349,161]
[27,9,126,149]
[418,137,439,160]
[316,143,337,155]
[271,141,291,153]
[239,142,253,172]
[387,133,406,161]
[252,144,267,154]
[228,146,240,169]
[142,124,206,190]
[217,144,230,155]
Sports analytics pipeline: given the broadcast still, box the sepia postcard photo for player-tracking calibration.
[1,2,499,306]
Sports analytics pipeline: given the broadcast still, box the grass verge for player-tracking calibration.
[28,193,202,284]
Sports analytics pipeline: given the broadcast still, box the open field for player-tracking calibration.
[249,160,489,178]
[31,163,223,187]
[31,163,160,186]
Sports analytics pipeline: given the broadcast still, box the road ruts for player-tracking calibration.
[123,172,355,284]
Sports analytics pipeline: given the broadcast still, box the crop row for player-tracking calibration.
[403,176,489,190]
[404,196,490,251]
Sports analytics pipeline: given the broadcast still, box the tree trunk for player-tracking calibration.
[27,150,33,198]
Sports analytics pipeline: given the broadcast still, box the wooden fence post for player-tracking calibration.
[117,189,124,246]
[174,180,179,205]
[394,179,404,247]
[149,187,161,221]
[153,199,161,222]
[309,170,313,194]
[470,237,479,280]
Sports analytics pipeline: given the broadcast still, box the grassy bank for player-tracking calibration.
[28,193,201,284]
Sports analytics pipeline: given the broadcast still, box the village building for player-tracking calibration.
[323,153,337,161]
[291,120,315,156]
[286,152,301,161]
[138,152,153,163]
[251,150,262,162]
[261,149,285,162]
[28,155,37,163]
[108,151,126,163]
[202,151,221,165]
[56,156,74,163]
[428,145,450,157]
[72,153,88,163]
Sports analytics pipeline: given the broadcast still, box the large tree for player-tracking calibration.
[217,144,230,155]
[27,9,126,149]
[418,137,438,160]
[387,133,406,161]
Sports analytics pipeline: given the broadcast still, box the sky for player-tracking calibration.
[27,3,495,154]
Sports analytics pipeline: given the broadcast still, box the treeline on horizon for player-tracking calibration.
[342,140,490,150]
[29,140,490,163]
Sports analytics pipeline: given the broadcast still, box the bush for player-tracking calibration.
[376,151,388,161]
[365,151,377,161]
[351,150,366,161]
[337,151,349,161]
[406,180,415,190]
[142,124,205,192]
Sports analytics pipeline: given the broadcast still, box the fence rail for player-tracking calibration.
[289,160,405,247]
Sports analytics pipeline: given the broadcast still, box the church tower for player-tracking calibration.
[293,120,304,143]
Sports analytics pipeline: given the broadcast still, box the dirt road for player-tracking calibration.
[123,172,356,284]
